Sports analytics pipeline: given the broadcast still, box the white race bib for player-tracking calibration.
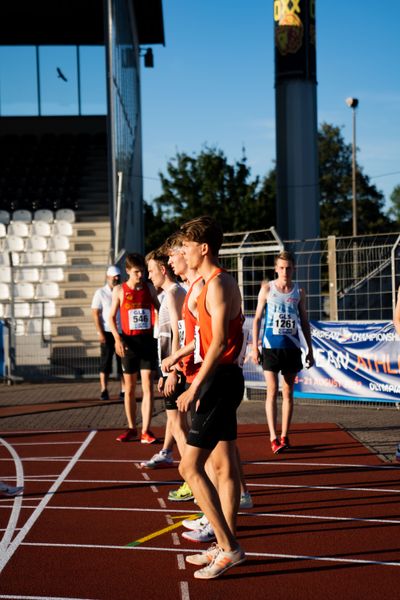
[128,308,151,331]
[178,319,186,348]
[272,312,297,336]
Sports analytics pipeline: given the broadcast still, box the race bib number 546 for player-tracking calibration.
[128,308,150,331]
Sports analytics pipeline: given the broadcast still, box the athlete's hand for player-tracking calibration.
[115,339,126,357]
[305,352,314,368]
[251,346,260,365]
[164,371,178,396]
[157,376,164,393]
[177,386,198,413]
[161,354,176,373]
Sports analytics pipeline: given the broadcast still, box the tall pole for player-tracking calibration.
[346,97,359,237]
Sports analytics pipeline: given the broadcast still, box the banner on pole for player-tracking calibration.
[294,321,400,402]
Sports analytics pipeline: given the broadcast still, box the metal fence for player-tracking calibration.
[2,228,400,382]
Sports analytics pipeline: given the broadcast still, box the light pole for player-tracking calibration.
[345,97,359,237]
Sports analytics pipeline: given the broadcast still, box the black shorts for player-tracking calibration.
[99,332,122,375]
[262,347,303,374]
[163,372,187,410]
[121,334,158,375]
[187,364,244,451]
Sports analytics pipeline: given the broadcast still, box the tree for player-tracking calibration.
[387,184,400,224]
[144,147,275,251]
[318,123,391,236]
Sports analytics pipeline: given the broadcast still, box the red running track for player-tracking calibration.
[0,423,399,600]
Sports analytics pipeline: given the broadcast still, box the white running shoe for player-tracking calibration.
[239,491,253,509]
[193,545,246,579]
[186,543,221,566]
[140,449,173,469]
[182,522,215,543]
[182,514,209,531]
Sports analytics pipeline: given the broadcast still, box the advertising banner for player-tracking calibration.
[294,321,400,402]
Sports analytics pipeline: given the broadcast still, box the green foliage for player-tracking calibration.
[144,146,275,251]
[144,126,393,249]
[387,184,400,224]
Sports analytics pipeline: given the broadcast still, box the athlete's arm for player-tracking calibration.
[298,288,314,368]
[92,308,106,344]
[161,339,195,373]
[251,281,269,364]
[108,285,125,357]
[164,287,185,396]
[177,274,236,412]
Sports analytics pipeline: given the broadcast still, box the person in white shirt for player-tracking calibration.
[91,265,124,400]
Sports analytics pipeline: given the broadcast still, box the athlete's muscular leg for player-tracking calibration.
[140,369,153,432]
[123,373,137,429]
[208,441,240,535]
[179,442,238,552]
[281,372,296,438]
[264,370,279,441]
[167,409,189,458]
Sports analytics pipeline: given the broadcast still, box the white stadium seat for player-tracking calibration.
[27,318,52,337]
[0,283,10,300]
[3,235,24,252]
[47,234,69,251]
[0,267,12,283]
[41,267,64,282]
[15,267,40,283]
[44,250,67,265]
[7,221,30,237]
[0,223,6,238]
[31,221,52,237]
[20,251,43,266]
[55,208,75,223]
[14,282,35,300]
[52,220,73,236]
[26,235,48,252]
[4,302,31,318]
[31,300,56,318]
[36,282,60,299]
[15,319,26,336]
[33,209,54,223]
[12,209,32,222]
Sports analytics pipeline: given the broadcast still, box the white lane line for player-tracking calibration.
[1,503,397,525]
[0,430,97,573]
[180,581,190,600]
[0,437,24,554]
[172,533,180,545]
[177,554,186,570]
[3,478,398,495]
[158,498,166,508]
[10,442,85,446]
[249,482,400,494]
[19,541,400,567]
[248,460,400,470]
[150,486,158,493]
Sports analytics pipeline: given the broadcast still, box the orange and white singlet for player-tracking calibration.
[196,268,245,365]
[179,276,202,382]
[120,282,155,336]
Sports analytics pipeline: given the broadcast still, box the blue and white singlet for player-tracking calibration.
[262,280,301,349]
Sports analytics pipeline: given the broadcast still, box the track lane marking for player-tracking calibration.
[0,430,97,573]
[18,541,400,567]
[0,437,24,554]
[126,514,201,547]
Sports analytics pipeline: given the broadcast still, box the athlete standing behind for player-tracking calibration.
[252,251,314,454]
[109,253,159,444]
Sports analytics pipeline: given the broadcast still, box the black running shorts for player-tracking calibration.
[120,334,158,374]
[262,347,303,374]
[99,332,123,375]
[187,364,244,451]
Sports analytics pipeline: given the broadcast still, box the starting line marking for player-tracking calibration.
[19,541,400,567]
[126,513,201,547]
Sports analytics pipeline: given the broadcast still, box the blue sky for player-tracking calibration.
[141,1,400,211]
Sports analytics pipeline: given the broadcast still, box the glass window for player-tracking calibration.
[39,46,78,115]
[0,46,38,115]
[80,46,107,115]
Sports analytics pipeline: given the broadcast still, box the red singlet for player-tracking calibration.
[120,282,155,336]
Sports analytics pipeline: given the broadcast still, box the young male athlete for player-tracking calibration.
[252,251,314,454]
[140,248,188,471]
[173,215,246,579]
[109,253,158,443]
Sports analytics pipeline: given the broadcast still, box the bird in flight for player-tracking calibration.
[57,67,68,82]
